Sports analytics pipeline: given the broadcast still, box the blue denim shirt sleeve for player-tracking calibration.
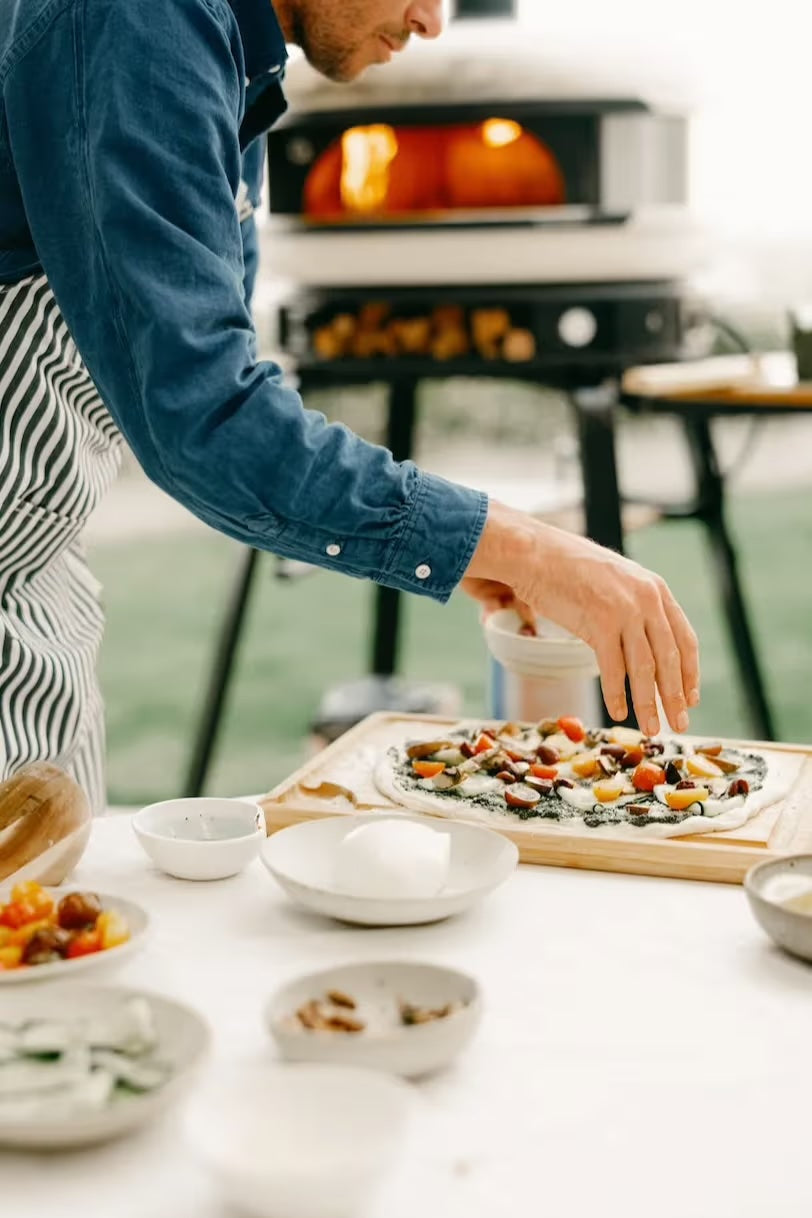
[239,137,265,306]
[3,0,487,602]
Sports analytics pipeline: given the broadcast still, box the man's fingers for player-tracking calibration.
[645,600,689,734]
[662,585,701,708]
[594,636,628,722]
[622,623,660,737]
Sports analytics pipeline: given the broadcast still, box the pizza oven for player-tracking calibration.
[265,0,708,381]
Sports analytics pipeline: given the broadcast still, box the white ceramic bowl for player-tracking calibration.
[260,813,518,926]
[745,854,812,962]
[0,890,148,986]
[133,797,266,881]
[484,608,599,679]
[266,960,481,1078]
[0,984,210,1148]
[185,1062,415,1218]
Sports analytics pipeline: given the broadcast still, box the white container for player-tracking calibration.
[485,609,601,725]
[132,797,266,881]
[0,985,210,1148]
[0,891,149,987]
[185,1063,415,1218]
[266,960,481,1078]
[484,609,600,679]
[260,813,518,927]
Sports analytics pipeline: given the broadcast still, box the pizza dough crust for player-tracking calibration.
[374,730,798,840]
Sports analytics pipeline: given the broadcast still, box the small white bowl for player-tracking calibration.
[185,1062,415,1218]
[260,813,518,926]
[266,960,481,1078]
[133,797,266,881]
[484,608,599,679]
[745,854,812,962]
[0,985,210,1149]
[0,890,149,986]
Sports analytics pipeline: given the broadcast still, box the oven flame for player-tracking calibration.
[340,124,399,213]
[481,118,523,148]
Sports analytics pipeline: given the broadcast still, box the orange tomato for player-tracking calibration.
[666,787,709,811]
[10,882,56,920]
[530,763,558,780]
[66,929,102,959]
[632,762,667,793]
[557,717,586,743]
[0,945,24,970]
[8,918,52,948]
[412,760,445,779]
[474,734,496,755]
[96,911,130,951]
[0,900,41,930]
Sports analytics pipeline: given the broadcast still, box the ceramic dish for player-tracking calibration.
[266,959,481,1078]
[745,854,812,962]
[133,797,266,881]
[185,1062,414,1218]
[483,608,599,679]
[0,984,210,1148]
[260,813,518,926]
[0,890,148,985]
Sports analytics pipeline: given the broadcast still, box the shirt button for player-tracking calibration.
[326,543,342,557]
[415,564,432,580]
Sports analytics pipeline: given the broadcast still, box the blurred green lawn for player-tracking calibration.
[93,487,812,806]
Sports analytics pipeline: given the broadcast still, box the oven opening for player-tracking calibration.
[303,119,566,222]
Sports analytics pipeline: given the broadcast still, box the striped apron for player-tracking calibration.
[0,275,123,814]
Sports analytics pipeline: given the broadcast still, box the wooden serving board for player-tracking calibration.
[260,713,812,885]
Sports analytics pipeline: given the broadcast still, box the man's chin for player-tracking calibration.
[308,51,372,84]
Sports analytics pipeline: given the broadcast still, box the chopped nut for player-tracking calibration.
[296,1001,329,1031]
[327,990,357,1010]
[324,1015,366,1034]
[399,1000,458,1027]
[728,778,750,798]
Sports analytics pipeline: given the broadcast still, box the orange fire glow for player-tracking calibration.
[481,118,523,148]
[340,124,399,213]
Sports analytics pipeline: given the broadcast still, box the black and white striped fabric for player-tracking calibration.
[0,275,123,814]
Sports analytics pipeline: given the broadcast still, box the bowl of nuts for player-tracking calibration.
[265,960,481,1079]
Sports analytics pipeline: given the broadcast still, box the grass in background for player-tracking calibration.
[93,487,812,806]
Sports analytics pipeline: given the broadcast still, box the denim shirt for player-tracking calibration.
[0,0,487,600]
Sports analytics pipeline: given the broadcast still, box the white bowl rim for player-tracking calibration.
[133,797,265,846]
[260,813,519,908]
[744,853,812,906]
[266,958,482,1036]
[484,608,588,645]
[186,1060,416,1171]
[0,982,212,1135]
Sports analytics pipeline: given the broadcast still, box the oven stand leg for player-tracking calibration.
[569,384,636,729]
[371,378,419,676]
[682,416,776,741]
[182,546,260,797]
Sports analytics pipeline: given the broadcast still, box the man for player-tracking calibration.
[0,0,699,812]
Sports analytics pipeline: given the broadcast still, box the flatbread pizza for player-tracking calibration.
[375,717,792,840]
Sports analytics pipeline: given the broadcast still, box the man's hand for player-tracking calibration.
[463,500,700,737]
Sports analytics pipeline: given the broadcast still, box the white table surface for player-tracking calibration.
[4,813,812,1218]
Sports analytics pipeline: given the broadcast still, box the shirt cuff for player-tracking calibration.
[380,470,489,603]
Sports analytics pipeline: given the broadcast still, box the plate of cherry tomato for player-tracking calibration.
[0,882,148,983]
